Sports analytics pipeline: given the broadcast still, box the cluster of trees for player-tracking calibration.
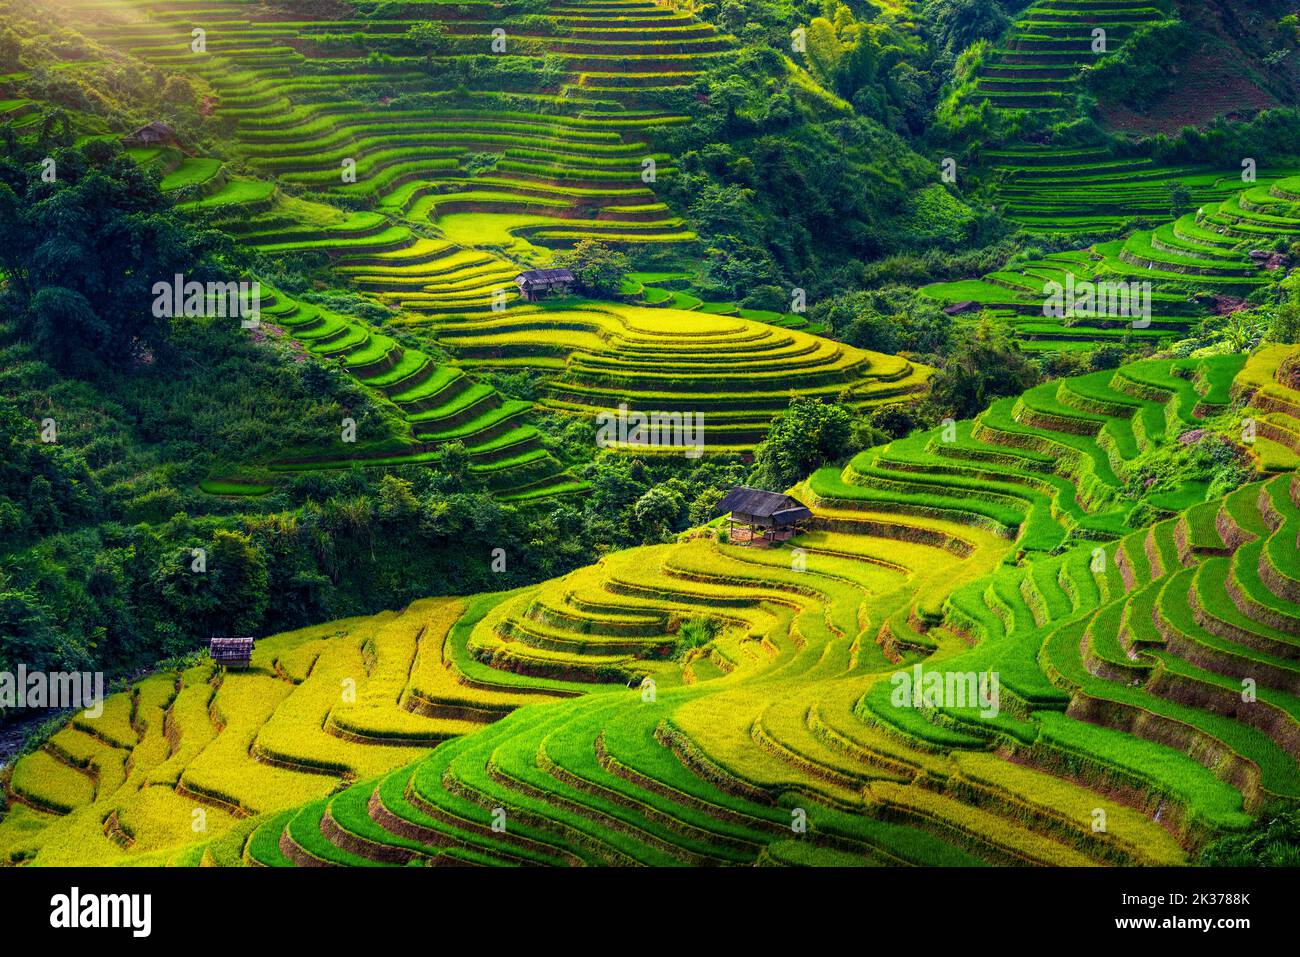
[1145,108,1300,168]
[0,438,760,686]
[657,45,976,301]
[748,397,856,491]
[809,286,955,359]
[0,124,234,376]
[645,0,1043,301]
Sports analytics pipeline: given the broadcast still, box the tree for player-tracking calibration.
[1167,181,1192,219]
[1269,272,1300,344]
[405,21,449,62]
[633,485,687,543]
[924,0,1011,62]
[377,474,419,524]
[0,27,22,71]
[0,588,59,678]
[749,397,854,490]
[159,75,199,118]
[928,316,1040,419]
[551,239,629,298]
[0,126,230,375]
[812,288,953,356]
[151,530,268,645]
[207,530,270,636]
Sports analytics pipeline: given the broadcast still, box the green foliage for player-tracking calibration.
[1124,432,1251,514]
[1200,803,1300,866]
[750,397,855,491]
[0,131,234,375]
[1268,272,1300,345]
[404,21,449,60]
[151,529,269,651]
[659,42,976,297]
[673,616,720,661]
[927,317,1040,419]
[923,0,1011,64]
[0,26,23,71]
[577,457,748,548]
[897,183,978,248]
[551,239,629,298]
[633,485,688,544]
[1081,21,1193,109]
[1166,181,1192,219]
[811,286,954,357]
[0,398,100,546]
[1149,109,1300,168]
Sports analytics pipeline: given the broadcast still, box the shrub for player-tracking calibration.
[1078,19,1194,109]
[551,239,629,299]
[750,396,854,490]
[1200,803,1300,866]
[673,616,720,660]
[928,317,1040,419]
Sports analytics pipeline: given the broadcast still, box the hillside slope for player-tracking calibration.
[6,347,1300,865]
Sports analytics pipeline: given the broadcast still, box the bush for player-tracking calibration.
[750,397,855,490]
[928,317,1040,419]
[1200,803,1300,866]
[551,239,629,299]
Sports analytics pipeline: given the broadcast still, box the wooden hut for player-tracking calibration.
[942,300,979,316]
[714,486,811,546]
[122,121,182,150]
[515,268,575,301]
[209,637,255,669]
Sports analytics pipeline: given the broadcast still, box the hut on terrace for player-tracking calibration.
[515,268,575,301]
[942,300,979,316]
[122,121,182,150]
[714,486,812,546]
[209,637,255,670]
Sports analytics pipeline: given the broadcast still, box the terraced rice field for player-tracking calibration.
[252,287,585,499]
[962,1,1300,233]
[429,303,931,453]
[923,176,1300,350]
[49,0,928,471]
[970,0,1176,117]
[69,0,714,279]
[8,350,1299,866]
[983,147,1297,236]
[808,353,1246,553]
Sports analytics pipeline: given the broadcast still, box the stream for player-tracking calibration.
[0,710,65,771]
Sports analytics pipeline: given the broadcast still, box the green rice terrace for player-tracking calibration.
[11,0,935,492]
[3,0,1300,878]
[5,347,1300,866]
[968,1,1177,117]
[954,0,1300,234]
[922,176,1300,352]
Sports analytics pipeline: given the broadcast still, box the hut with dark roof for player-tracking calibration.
[122,121,182,149]
[515,268,575,301]
[209,637,255,669]
[713,486,811,546]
